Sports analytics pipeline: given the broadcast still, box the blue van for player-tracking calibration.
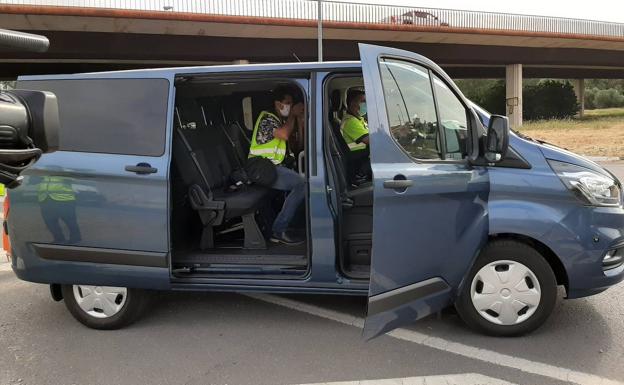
[7,44,624,338]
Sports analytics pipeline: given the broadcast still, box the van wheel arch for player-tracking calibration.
[488,233,568,293]
[50,284,63,302]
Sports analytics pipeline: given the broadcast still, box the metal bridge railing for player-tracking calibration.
[1,0,624,38]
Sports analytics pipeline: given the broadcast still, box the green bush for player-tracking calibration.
[592,88,624,108]
[458,78,579,120]
[456,79,505,115]
[584,87,598,109]
[523,80,578,120]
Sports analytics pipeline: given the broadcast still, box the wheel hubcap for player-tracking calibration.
[470,260,541,326]
[72,285,127,318]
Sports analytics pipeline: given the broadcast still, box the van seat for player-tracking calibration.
[327,122,373,208]
[174,98,270,250]
[347,182,373,207]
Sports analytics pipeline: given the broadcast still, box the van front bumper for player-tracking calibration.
[555,206,624,299]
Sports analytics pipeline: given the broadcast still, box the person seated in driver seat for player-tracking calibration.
[249,86,306,245]
[340,89,371,181]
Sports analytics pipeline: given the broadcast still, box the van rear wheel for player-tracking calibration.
[455,240,557,336]
[61,284,148,329]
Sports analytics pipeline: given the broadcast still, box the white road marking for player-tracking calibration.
[298,373,516,385]
[0,262,11,272]
[246,293,624,385]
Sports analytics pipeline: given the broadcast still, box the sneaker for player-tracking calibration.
[270,231,305,246]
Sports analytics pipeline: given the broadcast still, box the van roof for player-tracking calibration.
[19,61,363,81]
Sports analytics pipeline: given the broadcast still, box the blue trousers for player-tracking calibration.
[271,165,305,234]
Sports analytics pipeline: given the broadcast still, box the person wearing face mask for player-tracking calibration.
[340,89,371,182]
[249,86,306,245]
[340,89,369,153]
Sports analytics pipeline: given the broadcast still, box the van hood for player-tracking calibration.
[536,140,612,178]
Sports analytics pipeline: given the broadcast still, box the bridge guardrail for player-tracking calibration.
[1,0,623,38]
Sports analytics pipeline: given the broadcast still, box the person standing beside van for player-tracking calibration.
[249,87,305,245]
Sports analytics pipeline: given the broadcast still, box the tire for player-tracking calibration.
[61,284,149,330]
[455,240,557,336]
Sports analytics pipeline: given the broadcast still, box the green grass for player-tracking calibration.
[584,107,624,118]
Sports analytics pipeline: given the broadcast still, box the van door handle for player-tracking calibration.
[383,179,413,189]
[125,163,157,175]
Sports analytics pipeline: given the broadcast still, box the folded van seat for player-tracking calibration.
[174,99,270,250]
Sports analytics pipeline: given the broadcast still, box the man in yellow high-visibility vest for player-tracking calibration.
[249,86,305,245]
[340,89,371,181]
[340,89,369,153]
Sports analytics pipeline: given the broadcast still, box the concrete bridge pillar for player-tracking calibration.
[506,64,523,128]
[573,79,585,118]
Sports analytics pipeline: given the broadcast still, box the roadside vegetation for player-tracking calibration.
[456,78,624,157]
[517,108,624,157]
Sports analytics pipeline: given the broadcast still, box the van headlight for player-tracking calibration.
[548,160,621,207]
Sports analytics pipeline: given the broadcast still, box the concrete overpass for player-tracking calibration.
[2,0,624,126]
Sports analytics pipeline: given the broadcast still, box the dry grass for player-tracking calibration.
[517,108,624,157]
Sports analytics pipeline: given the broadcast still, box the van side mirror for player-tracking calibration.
[485,115,509,163]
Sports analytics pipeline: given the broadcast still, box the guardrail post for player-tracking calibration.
[505,64,523,128]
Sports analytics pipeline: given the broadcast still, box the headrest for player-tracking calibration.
[330,89,342,111]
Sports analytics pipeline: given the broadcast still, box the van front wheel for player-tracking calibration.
[455,240,557,336]
[61,284,148,329]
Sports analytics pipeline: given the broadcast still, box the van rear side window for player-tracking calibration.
[18,78,169,156]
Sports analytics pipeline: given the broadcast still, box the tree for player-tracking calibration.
[455,79,505,115]
[593,88,624,108]
[523,80,578,120]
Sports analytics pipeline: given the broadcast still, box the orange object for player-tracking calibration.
[3,195,10,259]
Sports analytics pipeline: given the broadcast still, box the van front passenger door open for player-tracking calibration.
[359,44,489,339]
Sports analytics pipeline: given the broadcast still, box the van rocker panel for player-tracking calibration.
[33,243,168,268]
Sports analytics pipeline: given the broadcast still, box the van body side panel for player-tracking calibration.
[9,74,174,289]
[10,152,169,252]
[488,135,624,298]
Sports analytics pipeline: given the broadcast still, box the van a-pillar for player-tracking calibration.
[506,64,523,128]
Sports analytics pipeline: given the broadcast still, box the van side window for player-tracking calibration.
[432,74,469,160]
[379,58,441,160]
[18,79,169,156]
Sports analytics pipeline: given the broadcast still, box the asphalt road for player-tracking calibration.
[1,162,624,385]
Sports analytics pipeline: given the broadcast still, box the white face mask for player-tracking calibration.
[278,103,291,117]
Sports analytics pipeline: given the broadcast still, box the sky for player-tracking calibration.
[334,0,624,24]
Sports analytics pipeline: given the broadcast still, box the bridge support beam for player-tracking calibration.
[506,64,523,128]
[573,79,585,118]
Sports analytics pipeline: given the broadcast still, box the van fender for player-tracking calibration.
[486,198,574,276]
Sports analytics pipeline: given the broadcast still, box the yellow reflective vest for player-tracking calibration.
[248,111,287,165]
[38,176,76,203]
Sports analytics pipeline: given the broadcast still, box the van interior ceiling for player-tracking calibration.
[325,75,374,279]
[170,76,309,278]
